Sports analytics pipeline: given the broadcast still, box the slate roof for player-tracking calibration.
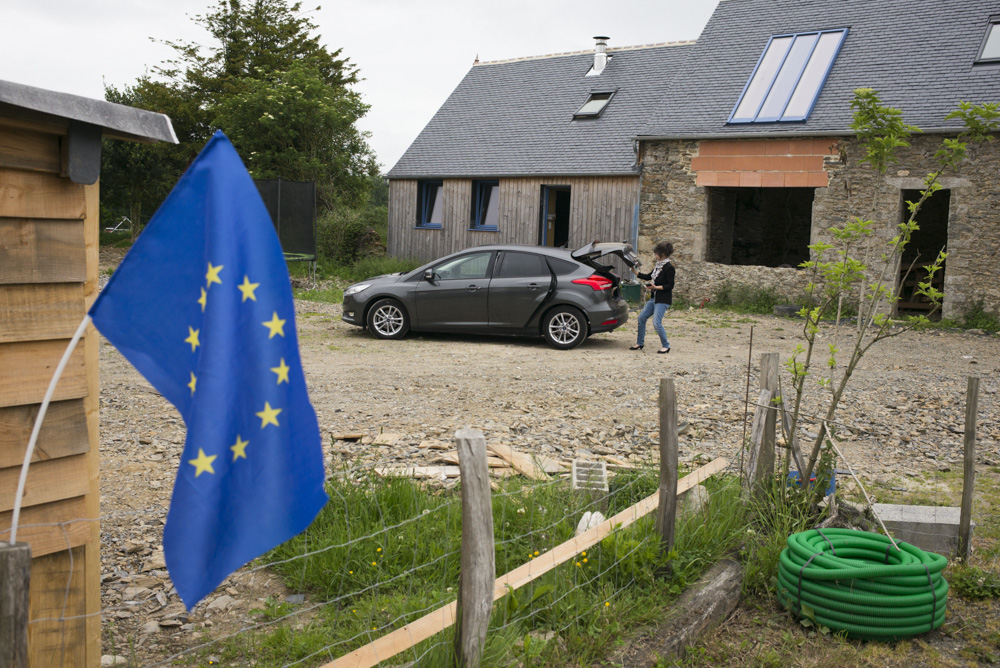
[387,42,692,179]
[389,0,1000,178]
[640,0,1000,138]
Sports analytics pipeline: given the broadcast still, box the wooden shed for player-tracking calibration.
[0,80,175,667]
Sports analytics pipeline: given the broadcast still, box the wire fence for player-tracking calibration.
[4,365,996,666]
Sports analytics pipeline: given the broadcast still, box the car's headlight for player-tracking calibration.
[343,283,371,297]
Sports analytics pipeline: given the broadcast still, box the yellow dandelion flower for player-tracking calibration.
[575,562,581,567]
[372,561,377,566]
[377,547,382,552]
[583,558,588,563]
[605,602,610,607]
[582,551,587,557]
[349,570,353,575]
[534,551,540,556]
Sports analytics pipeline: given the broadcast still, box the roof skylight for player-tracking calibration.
[574,92,613,119]
[977,17,1000,63]
[729,29,848,124]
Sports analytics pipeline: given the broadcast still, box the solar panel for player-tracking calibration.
[729,29,848,124]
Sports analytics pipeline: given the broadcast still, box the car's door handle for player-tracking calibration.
[527,283,539,291]
[467,285,481,292]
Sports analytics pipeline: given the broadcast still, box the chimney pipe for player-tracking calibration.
[592,36,610,75]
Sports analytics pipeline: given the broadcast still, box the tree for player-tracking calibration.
[782,91,999,489]
[103,0,378,224]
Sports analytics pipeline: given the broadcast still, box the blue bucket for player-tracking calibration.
[788,470,836,496]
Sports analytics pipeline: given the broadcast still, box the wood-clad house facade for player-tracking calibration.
[0,80,175,667]
[386,41,691,264]
[388,176,640,262]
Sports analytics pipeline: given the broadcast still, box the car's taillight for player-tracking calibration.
[572,274,613,291]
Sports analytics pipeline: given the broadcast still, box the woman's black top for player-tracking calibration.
[637,261,675,305]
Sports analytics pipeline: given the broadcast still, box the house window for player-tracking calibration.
[705,187,814,267]
[976,16,1000,63]
[471,180,499,230]
[574,92,613,119]
[729,29,848,123]
[417,180,443,228]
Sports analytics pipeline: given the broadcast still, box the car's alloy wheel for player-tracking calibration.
[543,307,586,350]
[367,299,409,339]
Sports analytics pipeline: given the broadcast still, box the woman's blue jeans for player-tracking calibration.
[636,300,670,348]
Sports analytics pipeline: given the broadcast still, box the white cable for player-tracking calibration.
[7,315,92,546]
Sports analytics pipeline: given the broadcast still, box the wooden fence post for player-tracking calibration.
[656,378,679,559]
[0,542,31,668]
[959,377,979,561]
[759,353,779,476]
[453,429,494,668]
[743,389,773,497]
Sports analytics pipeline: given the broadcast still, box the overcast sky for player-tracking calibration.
[1,0,719,172]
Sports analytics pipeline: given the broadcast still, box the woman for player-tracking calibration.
[630,241,675,354]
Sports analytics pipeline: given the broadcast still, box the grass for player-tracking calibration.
[201,465,747,666]
[287,256,422,304]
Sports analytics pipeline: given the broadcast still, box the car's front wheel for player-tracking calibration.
[542,306,587,350]
[366,299,410,339]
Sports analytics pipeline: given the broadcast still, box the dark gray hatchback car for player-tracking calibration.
[341,243,639,349]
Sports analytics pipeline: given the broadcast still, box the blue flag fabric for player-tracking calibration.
[89,131,328,609]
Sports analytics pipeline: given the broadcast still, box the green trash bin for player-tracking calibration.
[621,282,641,304]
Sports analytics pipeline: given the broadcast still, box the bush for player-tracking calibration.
[711,281,788,314]
[959,299,1000,333]
[316,204,388,264]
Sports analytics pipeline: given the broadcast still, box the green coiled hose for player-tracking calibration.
[776,528,948,639]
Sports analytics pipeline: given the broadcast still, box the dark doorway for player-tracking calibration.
[540,186,571,247]
[706,187,814,267]
[897,189,949,316]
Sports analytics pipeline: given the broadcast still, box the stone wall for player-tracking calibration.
[638,135,1000,319]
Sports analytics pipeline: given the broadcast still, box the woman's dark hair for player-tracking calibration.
[653,241,673,258]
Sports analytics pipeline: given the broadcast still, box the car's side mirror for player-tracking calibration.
[423,269,435,281]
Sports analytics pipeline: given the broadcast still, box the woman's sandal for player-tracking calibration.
[657,347,670,354]
[629,344,643,350]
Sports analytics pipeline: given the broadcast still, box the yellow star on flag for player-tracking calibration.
[206,262,224,288]
[230,434,249,461]
[238,275,260,302]
[262,312,286,339]
[198,287,208,312]
[188,448,217,477]
[256,402,282,428]
[271,358,290,385]
[188,372,197,395]
[185,326,200,352]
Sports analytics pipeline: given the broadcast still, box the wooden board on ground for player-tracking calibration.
[330,432,365,441]
[324,457,729,668]
[418,439,450,450]
[375,466,461,479]
[486,442,554,479]
[372,432,402,446]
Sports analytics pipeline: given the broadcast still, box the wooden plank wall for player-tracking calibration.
[388,176,640,263]
[0,123,100,667]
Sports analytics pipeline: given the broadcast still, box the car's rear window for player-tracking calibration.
[498,252,547,278]
[546,257,579,275]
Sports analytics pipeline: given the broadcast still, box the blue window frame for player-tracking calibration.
[470,180,499,230]
[977,16,1000,63]
[729,29,848,124]
[417,180,443,228]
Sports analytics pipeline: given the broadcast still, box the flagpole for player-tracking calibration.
[5,315,92,546]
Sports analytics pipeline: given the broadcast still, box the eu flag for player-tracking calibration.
[89,131,328,608]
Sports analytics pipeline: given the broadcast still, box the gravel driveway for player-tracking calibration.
[98,277,1000,663]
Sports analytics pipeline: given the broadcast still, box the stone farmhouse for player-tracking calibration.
[387,0,1000,318]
